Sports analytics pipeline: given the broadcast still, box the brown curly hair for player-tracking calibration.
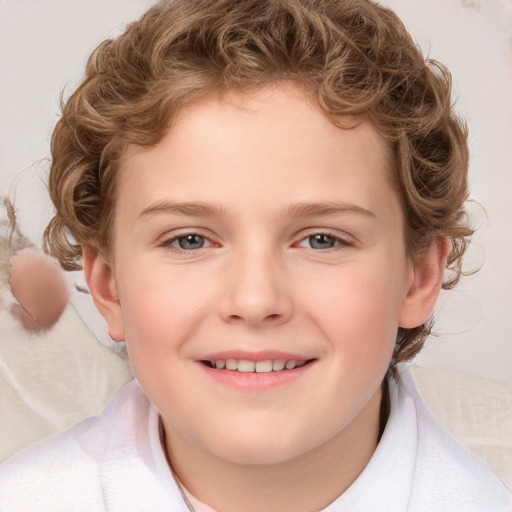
[43,0,473,363]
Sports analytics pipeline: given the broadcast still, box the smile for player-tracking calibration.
[201,359,314,373]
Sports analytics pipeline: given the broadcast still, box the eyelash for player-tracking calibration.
[161,229,353,253]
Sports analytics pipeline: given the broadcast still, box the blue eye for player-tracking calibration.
[305,233,338,249]
[178,234,205,250]
[296,232,353,251]
[168,234,208,250]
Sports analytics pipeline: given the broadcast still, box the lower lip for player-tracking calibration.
[198,362,314,391]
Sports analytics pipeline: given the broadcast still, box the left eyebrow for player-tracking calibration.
[282,201,375,219]
[138,200,225,219]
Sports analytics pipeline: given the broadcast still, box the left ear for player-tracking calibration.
[399,236,451,329]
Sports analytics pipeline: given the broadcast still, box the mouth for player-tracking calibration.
[200,358,316,373]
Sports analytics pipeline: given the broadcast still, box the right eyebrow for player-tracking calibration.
[138,200,225,219]
[282,201,375,219]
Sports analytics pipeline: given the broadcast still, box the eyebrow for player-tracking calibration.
[138,200,374,220]
[283,201,375,219]
[139,200,225,218]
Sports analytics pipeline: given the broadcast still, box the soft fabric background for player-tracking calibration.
[0,0,510,488]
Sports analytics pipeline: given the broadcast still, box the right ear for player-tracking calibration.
[82,244,125,342]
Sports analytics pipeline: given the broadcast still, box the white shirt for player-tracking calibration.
[1,367,510,511]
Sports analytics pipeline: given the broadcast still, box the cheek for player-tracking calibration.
[299,258,405,352]
[307,264,403,317]
[117,262,216,348]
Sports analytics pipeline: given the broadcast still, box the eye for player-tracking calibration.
[163,233,212,251]
[297,232,352,250]
[305,234,337,249]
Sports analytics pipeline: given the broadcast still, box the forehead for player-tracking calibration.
[117,85,398,222]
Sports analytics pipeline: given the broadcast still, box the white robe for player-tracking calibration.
[1,367,510,511]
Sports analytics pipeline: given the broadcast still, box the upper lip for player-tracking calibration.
[199,350,314,363]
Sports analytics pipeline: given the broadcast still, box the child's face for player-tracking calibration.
[95,85,424,466]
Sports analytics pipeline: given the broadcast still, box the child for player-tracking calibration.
[1,0,510,510]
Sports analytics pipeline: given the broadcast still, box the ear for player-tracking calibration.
[82,244,125,342]
[399,236,451,329]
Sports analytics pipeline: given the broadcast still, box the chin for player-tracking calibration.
[198,421,318,466]
[212,441,304,466]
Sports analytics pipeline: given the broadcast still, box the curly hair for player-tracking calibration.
[43,0,473,363]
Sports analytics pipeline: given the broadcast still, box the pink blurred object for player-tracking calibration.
[9,248,70,331]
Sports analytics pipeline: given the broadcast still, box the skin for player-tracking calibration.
[84,84,449,512]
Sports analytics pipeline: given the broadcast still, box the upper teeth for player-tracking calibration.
[210,359,307,372]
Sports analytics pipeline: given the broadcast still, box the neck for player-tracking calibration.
[163,386,386,512]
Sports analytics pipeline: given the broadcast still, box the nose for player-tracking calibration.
[218,247,293,327]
